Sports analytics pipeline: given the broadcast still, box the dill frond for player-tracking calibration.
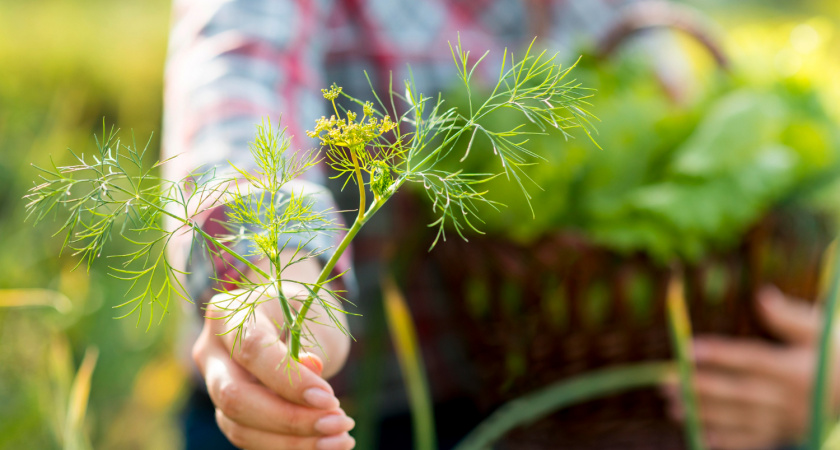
[26,38,597,363]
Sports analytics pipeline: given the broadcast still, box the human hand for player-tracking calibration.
[192,285,356,450]
[662,286,837,449]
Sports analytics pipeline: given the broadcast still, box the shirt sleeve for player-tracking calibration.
[161,0,354,306]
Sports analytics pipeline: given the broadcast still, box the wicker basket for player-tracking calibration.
[392,200,831,448]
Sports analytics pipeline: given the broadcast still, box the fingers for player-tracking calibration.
[662,381,753,429]
[660,296,819,450]
[662,382,784,450]
[692,370,787,410]
[692,336,790,379]
[661,350,799,450]
[206,299,340,410]
[661,353,788,420]
[703,408,783,450]
[216,409,356,450]
[704,429,777,450]
[697,399,749,431]
[204,353,351,436]
[665,383,779,426]
[196,327,355,437]
[756,285,820,345]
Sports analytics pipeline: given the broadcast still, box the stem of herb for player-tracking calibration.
[351,147,367,219]
[666,272,705,450]
[288,194,389,360]
[273,255,296,337]
[382,275,437,450]
[808,244,840,448]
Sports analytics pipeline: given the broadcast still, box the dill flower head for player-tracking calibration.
[306,99,395,149]
[321,84,343,101]
[363,101,375,117]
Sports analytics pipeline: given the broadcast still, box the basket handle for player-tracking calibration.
[595,1,729,71]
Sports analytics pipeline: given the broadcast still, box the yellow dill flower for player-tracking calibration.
[306,99,394,148]
[321,84,343,101]
[379,115,395,133]
[363,101,375,117]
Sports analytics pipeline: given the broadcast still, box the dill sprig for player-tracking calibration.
[25,38,597,363]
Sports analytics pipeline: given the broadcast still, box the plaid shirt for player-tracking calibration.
[163,0,649,420]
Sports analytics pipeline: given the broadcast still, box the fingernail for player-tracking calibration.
[304,388,340,409]
[301,353,324,375]
[316,432,355,450]
[314,414,355,435]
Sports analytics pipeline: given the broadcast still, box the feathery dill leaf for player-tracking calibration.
[26,38,597,363]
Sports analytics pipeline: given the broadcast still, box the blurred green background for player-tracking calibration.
[0,0,838,449]
[0,1,183,449]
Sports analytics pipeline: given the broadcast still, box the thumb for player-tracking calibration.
[757,285,820,345]
[298,351,325,377]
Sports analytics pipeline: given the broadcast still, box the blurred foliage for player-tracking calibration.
[455,362,675,449]
[435,4,840,262]
[2,0,840,449]
[0,1,186,449]
[382,277,436,450]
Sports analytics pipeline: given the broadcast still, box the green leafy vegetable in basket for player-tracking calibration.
[436,54,840,262]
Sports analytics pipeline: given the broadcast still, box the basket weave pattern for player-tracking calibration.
[416,209,830,448]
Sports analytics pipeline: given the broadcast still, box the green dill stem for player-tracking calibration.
[289,98,370,357]
[190,225,270,280]
[667,275,705,450]
[350,147,366,219]
[289,116,480,360]
[273,254,297,337]
[288,139,370,359]
[288,194,388,360]
[807,249,840,448]
[410,119,475,171]
[331,98,340,118]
